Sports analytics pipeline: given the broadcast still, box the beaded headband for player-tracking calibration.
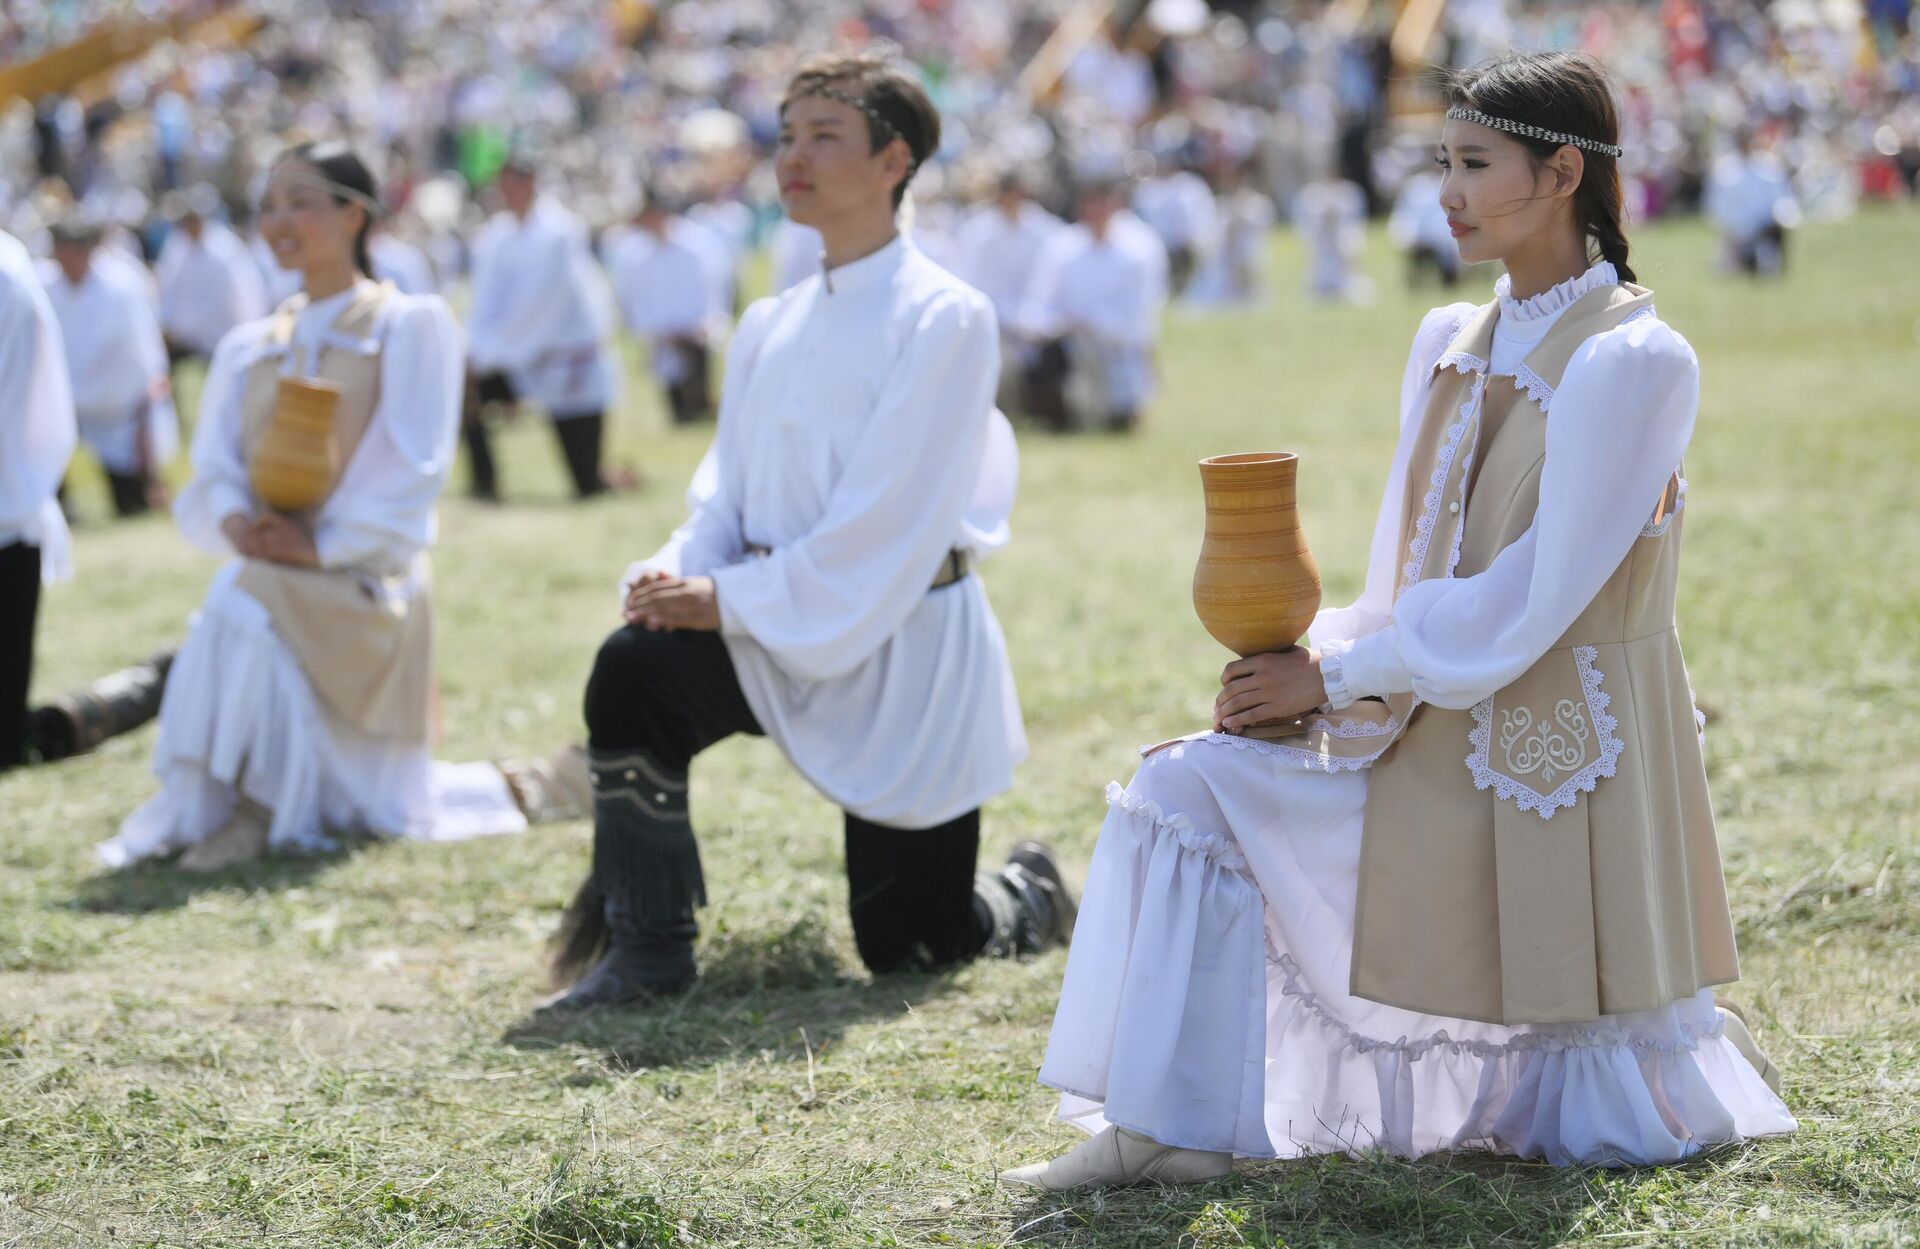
[1445,106,1624,159]
[790,84,923,178]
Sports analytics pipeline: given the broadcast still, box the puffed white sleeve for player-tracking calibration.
[1337,318,1700,710]
[171,323,266,557]
[616,297,780,596]
[1310,301,1476,697]
[310,296,464,571]
[708,290,998,682]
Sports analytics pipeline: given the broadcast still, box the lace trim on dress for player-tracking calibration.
[1401,375,1482,593]
[1494,262,1617,323]
[1510,364,1555,413]
[1196,732,1382,772]
[1641,476,1688,537]
[1274,953,1725,1060]
[1105,781,1251,873]
[1465,645,1625,820]
[1434,349,1487,377]
[1619,305,1657,326]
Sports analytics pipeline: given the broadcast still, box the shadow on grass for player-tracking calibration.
[65,845,344,914]
[998,1145,1770,1248]
[500,913,962,1072]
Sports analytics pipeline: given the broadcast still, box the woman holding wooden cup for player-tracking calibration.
[1006,52,1795,1188]
[101,142,471,871]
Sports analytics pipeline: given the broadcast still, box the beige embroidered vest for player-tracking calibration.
[1259,282,1737,1024]
[233,283,435,743]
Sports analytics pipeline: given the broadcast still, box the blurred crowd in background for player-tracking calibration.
[4,0,1916,292]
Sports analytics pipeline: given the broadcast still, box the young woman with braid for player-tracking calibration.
[1004,53,1795,1189]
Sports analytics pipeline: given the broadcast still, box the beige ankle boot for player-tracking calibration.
[178,801,272,872]
[1717,999,1783,1094]
[1001,1125,1232,1191]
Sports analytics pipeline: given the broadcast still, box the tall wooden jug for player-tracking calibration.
[1192,452,1323,657]
[249,375,341,513]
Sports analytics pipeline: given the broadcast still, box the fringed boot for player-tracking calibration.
[543,747,704,1011]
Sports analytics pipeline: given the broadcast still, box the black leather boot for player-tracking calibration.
[975,840,1078,958]
[25,649,175,764]
[542,748,703,1011]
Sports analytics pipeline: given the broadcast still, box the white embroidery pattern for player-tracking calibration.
[1641,475,1688,537]
[1401,375,1483,593]
[1305,713,1402,739]
[1619,305,1657,326]
[1466,646,1624,819]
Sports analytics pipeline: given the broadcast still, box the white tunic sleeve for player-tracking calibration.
[1338,318,1700,710]
[0,257,77,565]
[619,298,781,595]
[311,296,464,571]
[709,290,999,682]
[1310,302,1476,656]
[171,324,266,557]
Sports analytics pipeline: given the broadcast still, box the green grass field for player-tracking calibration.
[3,211,1918,1248]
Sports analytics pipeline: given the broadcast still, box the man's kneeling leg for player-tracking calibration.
[546,627,758,1010]
[844,812,1077,975]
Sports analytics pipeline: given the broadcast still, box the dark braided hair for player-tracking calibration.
[1444,52,1636,282]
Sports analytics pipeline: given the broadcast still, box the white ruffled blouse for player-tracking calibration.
[1315,262,1698,713]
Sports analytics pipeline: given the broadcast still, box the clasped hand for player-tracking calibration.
[623,569,721,632]
[222,512,319,567]
[1213,647,1328,734]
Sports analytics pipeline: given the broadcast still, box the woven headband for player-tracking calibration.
[1446,106,1624,159]
[791,84,922,178]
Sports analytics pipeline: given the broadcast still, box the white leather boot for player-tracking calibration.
[1717,999,1784,1094]
[1000,1125,1233,1190]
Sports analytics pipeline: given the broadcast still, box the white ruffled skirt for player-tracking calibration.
[98,563,523,867]
[1037,736,1797,1167]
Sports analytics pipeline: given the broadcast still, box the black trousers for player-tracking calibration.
[660,338,712,425]
[1,542,42,768]
[583,626,988,973]
[462,370,605,499]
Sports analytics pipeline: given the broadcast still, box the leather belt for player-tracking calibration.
[744,545,970,591]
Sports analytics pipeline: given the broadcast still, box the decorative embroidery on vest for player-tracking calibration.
[1510,363,1554,413]
[1435,349,1487,377]
[1465,645,1624,819]
[1641,475,1688,537]
[1401,375,1482,593]
[1618,305,1657,326]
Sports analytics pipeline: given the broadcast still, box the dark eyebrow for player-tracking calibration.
[1447,144,1490,154]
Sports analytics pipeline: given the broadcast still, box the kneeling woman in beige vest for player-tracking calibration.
[1006,53,1796,1188]
[101,143,469,870]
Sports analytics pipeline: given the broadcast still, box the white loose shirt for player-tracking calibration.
[1016,211,1169,348]
[40,257,176,472]
[370,235,438,296]
[956,201,1066,331]
[466,197,617,416]
[177,283,465,578]
[626,236,1027,827]
[606,226,714,343]
[156,223,269,355]
[0,231,76,581]
[1315,263,1700,712]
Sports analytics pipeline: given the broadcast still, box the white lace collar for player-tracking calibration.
[1495,262,1617,323]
